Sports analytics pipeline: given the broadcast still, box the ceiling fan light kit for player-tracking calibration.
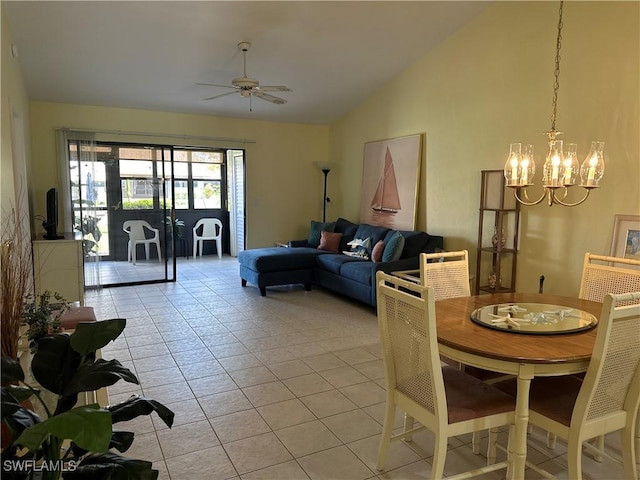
[198,41,291,109]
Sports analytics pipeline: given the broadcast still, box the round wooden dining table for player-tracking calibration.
[434,292,602,480]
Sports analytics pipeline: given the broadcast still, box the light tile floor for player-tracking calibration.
[88,256,635,479]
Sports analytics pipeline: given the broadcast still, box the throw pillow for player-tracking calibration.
[371,240,385,263]
[335,217,359,251]
[317,231,343,252]
[307,220,335,248]
[382,231,405,262]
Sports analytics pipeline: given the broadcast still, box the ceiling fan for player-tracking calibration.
[198,42,291,106]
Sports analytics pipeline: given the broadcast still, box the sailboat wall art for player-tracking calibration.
[359,134,422,230]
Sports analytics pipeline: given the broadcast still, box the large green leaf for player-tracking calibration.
[31,334,81,395]
[65,453,158,480]
[15,404,111,453]
[1,357,25,383]
[2,408,42,448]
[109,395,174,429]
[54,393,80,417]
[109,430,135,453]
[69,429,135,459]
[70,319,126,356]
[1,385,37,418]
[62,359,139,396]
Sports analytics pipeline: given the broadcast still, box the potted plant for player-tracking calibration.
[164,216,185,239]
[1,318,174,479]
[22,291,70,352]
[74,215,102,257]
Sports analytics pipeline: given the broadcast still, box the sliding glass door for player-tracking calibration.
[69,142,175,287]
[68,139,244,290]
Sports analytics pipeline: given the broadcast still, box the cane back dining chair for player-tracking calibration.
[398,250,500,452]
[122,220,162,265]
[375,271,515,479]
[572,252,640,460]
[393,250,471,299]
[193,218,223,258]
[519,292,640,480]
[419,250,471,299]
[580,252,640,304]
[392,250,471,362]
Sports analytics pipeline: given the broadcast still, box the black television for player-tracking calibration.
[42,188,62,239]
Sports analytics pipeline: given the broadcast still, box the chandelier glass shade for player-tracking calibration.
[503,1,605,207]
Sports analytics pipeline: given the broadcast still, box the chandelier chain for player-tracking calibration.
[550,1,564,133]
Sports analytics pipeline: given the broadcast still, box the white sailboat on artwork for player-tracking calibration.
[370,147,401,214]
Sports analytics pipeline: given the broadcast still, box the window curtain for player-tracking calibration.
[227,150,245,257]
[56,129,101,292]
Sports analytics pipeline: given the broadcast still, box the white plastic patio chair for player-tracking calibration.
[193,218,223,258]
[123,220,162,265]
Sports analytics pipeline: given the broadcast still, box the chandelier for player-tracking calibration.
[503,1,605,207]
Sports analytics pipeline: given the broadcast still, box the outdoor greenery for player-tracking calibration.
[122,199,154,210]
[72,206,102,257]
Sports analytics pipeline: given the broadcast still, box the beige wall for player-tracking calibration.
[330,1,640,296]
[28,102,329,248]
[4,2,639,297]
[1,7,32,225]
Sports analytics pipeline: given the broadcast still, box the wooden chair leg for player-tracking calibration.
[567,437,583,480]
[431,436,448,480]
[376,402,395,471]
[472,431,481,454]
[592,435,604,462]
[621,425,638,480]
[636,409,640,460]
[487,427,498,464]
[506,424,514,480]
[404,413,415,441]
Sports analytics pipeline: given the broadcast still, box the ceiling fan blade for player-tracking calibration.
[203,91,237,101]
[196,83,238,90]
[253,91,287,105]
[257,86,292,92]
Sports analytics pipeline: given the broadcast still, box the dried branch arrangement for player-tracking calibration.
[1,194,34,359]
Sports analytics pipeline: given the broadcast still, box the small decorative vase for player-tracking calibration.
[488,273,497,289]
[491,227,506,249]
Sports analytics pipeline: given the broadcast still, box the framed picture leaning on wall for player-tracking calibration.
[359,134,422,231]
[610,214,640,261]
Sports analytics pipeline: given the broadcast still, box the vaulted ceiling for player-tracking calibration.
[4,1,489,125]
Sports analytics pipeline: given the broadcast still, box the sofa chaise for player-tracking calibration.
[238,218,443,306]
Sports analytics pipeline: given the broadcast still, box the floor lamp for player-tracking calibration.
[314,162,335,222]
[321,168,330,222]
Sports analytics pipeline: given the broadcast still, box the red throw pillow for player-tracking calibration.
[317,231,343,252]
[372,240,385,263]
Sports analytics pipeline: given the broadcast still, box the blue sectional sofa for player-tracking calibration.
[239,218,443,306]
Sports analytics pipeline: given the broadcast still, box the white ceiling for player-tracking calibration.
[4,1,489,125]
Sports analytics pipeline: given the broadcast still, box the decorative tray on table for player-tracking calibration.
[470,303,598,334]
